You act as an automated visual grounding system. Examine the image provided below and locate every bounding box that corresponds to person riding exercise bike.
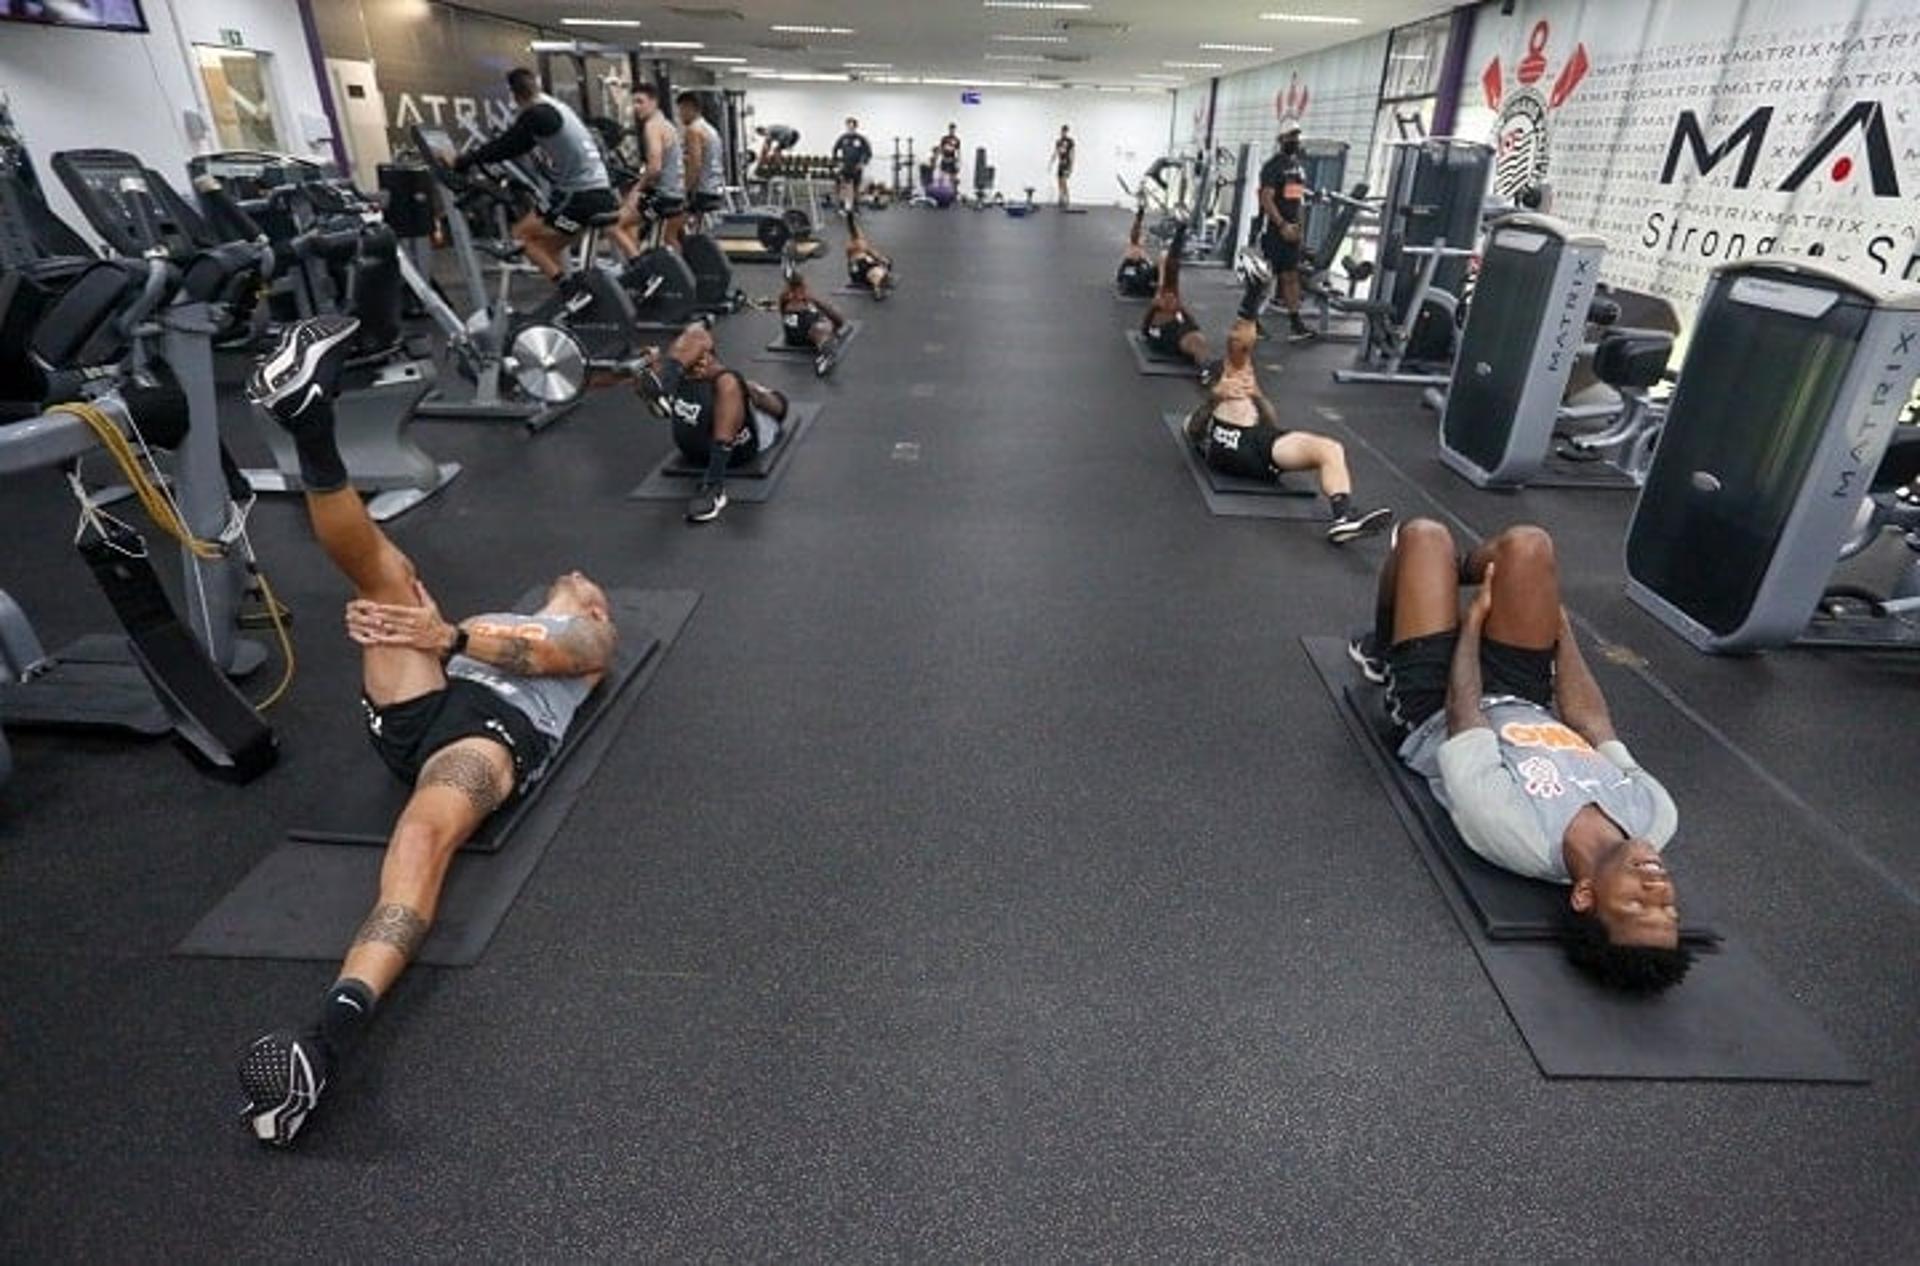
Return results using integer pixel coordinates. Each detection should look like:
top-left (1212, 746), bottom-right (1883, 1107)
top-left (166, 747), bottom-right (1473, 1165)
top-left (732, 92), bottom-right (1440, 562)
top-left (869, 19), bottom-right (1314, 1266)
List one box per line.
top-left (613, 83), bottom-right (686, 258)
top-left (1349, 519), bottom-right (1692, 993)
top-left (235, 314), bottom-right (619, 1145)
top-left (452, 68), bottom-right (617, 282)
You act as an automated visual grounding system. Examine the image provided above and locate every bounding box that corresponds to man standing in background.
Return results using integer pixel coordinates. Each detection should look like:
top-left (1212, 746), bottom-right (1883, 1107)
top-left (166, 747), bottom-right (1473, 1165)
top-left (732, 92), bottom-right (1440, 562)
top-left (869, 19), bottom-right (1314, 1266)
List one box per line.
top-left (1255, 119), bottom-right (1315, 343)
top-left (1051, 124), bottom-right (1076, 208)
top-left (831, 117), bottom-right (872, 211)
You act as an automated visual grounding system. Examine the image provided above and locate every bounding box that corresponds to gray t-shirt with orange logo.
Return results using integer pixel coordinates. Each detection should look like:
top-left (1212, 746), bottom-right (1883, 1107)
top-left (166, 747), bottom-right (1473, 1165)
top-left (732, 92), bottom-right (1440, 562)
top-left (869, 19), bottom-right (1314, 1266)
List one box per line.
top-left (1398, 695), bottom-right (1678, 882)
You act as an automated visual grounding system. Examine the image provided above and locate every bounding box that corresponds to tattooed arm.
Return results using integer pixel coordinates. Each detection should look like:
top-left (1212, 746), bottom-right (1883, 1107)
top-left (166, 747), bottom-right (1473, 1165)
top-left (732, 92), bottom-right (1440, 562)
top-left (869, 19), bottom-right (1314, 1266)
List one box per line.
top-left (459, 615), bottom-right (616, 680)
top-left (346, 584), bottom-right (615, 680)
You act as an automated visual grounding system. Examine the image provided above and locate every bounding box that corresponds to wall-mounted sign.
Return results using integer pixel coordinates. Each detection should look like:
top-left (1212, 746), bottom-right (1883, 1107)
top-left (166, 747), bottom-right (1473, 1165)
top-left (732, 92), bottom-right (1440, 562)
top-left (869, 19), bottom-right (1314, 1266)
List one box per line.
top-left (220, 28), bottom-right (244, 47)
top-left (960, 90), bottom-right (982, 106)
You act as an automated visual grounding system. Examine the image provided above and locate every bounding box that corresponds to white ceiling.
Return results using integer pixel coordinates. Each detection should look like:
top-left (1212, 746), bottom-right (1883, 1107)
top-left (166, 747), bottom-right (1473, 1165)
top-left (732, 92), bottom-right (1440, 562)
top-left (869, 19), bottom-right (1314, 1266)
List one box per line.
top-left (497, 1), bottom-right (1453, 92)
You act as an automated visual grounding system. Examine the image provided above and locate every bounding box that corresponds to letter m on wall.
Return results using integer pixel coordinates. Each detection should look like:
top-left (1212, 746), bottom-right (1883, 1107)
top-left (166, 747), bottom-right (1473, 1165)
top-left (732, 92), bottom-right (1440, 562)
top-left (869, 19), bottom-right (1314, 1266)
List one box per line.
top-left (1661, 107), bottom-right (1771, 186)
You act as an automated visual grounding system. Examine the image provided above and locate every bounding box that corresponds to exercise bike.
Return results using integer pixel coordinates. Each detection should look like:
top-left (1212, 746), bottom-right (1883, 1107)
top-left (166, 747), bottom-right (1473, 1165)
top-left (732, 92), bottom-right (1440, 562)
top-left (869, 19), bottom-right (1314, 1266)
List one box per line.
top-left (615, 191), bottom-right (699, 331)
top-left (406, 125), bottom-right (585, 432)
top-left (682, 190), bottom-right (746, 316)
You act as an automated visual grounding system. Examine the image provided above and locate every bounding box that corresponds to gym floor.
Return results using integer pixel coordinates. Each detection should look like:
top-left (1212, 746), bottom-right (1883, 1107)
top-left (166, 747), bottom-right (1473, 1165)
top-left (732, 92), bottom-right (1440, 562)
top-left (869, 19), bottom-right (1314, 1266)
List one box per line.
top-left (3, 207), bottom-right (1917, 1260)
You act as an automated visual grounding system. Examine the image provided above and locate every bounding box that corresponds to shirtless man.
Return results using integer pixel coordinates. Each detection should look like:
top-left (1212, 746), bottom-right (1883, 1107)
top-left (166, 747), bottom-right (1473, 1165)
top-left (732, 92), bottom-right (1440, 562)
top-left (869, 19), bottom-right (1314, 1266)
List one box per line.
top-left (1185, 258), bottom-right (1394, 543)
top-left (235, 315), bottom-right (618, 1145)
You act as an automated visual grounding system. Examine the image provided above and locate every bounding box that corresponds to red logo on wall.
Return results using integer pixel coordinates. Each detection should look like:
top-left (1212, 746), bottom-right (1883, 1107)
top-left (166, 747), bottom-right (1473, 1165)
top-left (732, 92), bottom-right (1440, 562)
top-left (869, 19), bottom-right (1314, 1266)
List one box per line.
top-left (1481, 21), bottom-right (1589, 198)
top-left (1273, 73), bottom-right (1310, 123)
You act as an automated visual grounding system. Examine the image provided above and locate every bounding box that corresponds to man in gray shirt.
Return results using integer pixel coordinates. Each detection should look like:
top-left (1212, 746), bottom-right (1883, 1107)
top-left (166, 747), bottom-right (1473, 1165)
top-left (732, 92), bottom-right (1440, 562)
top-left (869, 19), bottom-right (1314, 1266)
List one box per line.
top-left (1349, 518), bottom-right (1691, 993)
top-left (234, 316), bottom-right (620, 1146)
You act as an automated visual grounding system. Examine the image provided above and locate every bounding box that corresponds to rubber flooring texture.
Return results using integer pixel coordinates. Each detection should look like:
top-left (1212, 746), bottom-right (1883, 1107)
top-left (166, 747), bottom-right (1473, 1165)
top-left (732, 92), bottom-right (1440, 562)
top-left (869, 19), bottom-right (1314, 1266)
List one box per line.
top-left (2, 207), bottom-right (1917, 1260)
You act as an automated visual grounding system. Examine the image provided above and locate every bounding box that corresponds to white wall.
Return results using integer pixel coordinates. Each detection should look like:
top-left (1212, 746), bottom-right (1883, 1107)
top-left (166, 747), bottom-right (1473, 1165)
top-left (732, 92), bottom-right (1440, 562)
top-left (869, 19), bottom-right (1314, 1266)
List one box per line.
top-left (738, 82), bottom-right (1173, 206)
top-left (0, 0), bottom-right (332, 239)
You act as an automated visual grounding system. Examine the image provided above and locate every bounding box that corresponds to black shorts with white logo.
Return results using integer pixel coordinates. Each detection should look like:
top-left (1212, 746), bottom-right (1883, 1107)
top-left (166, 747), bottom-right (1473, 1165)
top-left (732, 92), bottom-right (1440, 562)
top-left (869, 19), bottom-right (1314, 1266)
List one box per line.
top-left (1145, 313), bottom-right (1199, 356)
top-left (541, 186), bottom-right (620, 234)
top-left (1204, 420), bottom-right (1287, 481)
top-left (362, 679), bottom-right (553, 791)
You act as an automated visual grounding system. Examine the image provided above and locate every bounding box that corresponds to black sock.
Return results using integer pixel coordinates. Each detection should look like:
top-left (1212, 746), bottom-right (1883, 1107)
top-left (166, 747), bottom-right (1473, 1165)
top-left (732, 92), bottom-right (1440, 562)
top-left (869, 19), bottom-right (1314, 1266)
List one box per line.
top-left (310, 977), bottom-right (377, 1065)
top-left (700, 434), bottom-right (731, 489)
top-left (1329, 491), bottom-right (1352, 520)
top-left (290, 399), bottom-right (349, 492)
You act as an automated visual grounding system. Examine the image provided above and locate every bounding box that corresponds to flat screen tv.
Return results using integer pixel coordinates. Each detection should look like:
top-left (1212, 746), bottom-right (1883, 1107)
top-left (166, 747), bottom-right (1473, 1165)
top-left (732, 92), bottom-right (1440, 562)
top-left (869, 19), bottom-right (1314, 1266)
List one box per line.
top-left (1, 0), bottom-right (149, 32)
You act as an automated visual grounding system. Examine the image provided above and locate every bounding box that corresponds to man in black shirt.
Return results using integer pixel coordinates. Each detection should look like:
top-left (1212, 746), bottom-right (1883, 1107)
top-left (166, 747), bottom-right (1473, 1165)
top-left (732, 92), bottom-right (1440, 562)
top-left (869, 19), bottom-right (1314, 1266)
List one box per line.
top-left (1051, 125), bottom-right (1076, 208)
top-left (936, 124), bottom-right (962, 181)
top-left (1256, 120), bottom-right (1314, 343)
top-left (831, 117), bottom-right (873, 210)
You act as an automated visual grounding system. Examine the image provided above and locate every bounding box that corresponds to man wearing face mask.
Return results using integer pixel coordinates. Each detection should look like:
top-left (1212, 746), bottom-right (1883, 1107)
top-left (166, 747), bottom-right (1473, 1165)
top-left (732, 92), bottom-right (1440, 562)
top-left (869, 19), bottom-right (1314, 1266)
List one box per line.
top-left (1256, 119), bottom-right (1314, 343)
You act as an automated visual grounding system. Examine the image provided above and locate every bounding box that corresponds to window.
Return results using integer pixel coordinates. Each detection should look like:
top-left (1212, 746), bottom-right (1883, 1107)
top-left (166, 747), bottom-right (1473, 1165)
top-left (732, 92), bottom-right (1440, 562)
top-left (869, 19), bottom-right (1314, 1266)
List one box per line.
top-left (196, 46), bottom-right (285, 152)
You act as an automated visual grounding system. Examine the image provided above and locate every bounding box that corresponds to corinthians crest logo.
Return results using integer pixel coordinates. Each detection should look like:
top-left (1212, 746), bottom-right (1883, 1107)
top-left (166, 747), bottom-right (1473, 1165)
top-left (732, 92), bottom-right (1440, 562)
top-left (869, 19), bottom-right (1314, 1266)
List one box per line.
top-left (1481, 21), bottom-right (1589, 199)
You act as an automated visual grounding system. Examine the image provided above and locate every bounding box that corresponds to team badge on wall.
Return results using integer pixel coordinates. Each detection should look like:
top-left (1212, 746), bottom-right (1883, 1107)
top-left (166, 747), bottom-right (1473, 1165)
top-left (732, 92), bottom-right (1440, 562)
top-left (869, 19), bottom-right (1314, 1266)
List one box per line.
top-left (1273, 74), bottom-right (1310, 125)
top-left (1480, 21), bottom-right (1588, 200)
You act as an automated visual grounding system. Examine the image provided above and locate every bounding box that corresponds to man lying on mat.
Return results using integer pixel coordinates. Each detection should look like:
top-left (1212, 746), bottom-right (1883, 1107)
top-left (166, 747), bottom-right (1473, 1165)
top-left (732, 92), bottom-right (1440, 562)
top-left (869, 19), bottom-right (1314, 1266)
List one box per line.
top-left (777, 251), bottom-right (852, 377)
top-left (1142, 222), bottom-right (1214, 377)
top-left (1116, 196), bottom-right (1157, 298)
top-left (843, 209), bottom-right (894, 298)
top-left (1349, 519), bottom-right (1691, 992)
top-left (1183, 254), bottom-right (1393, 545)
top-left (635, 319), bottom-right (793, 525)
top-left (237, 315), bottom-right (619, 1146)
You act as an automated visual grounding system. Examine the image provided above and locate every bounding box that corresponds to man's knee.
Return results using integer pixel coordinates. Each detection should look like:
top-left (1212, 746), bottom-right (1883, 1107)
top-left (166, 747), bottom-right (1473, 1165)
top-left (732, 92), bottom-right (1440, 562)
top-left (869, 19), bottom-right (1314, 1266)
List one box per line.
top-left (1492, 524), bottom-right (1556, 571)
top-left (1397, 517), bottom-right (1455, 556)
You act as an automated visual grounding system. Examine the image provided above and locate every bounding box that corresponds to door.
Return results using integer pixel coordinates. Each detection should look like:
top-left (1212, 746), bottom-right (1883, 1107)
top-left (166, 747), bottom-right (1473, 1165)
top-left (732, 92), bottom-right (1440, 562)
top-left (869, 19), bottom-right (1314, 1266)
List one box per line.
top-left (326, 58), bottom-right (392, 193)
top-left (196, 46), bottom-right (286, 152)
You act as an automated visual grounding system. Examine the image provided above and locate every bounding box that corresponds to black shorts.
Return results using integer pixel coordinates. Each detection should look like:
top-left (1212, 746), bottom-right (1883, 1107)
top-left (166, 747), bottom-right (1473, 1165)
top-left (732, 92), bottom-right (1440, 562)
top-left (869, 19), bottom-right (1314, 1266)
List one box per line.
top-left (362, 679), bottom-right (554, 790)
top-left (1261, 225), bottom-right (1302, 273)
top-left (840, 164), bottom-right (864, 184)
top-left (1145, 314), bottom-right (1198, 356)
top-left (649, 192), bottom-right (687, 219)
top-left (1384, 632), bottom-right (1556, 733)
top-left (1057, 164), bottom-right (1074, 180)
top-left (1117, 262), bottom-right (1156, 297)
top-left (782, 306), bottom-right (828, 346)
top-left (938, 156), bottom-right (960, 176)
top-left (1204, 420), bottom-right (1288, 481)
top-left (672, 414), bottom-right (761, 468)
top-left (542, 187), bottom-right (619, 234)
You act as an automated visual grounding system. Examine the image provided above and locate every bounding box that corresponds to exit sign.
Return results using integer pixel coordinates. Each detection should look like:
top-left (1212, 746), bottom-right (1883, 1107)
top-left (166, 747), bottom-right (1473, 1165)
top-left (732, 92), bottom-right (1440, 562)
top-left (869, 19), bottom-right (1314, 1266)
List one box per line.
top-left (220, 28), bottom-right (244, 47)
top-left (960, 90), bottom-right (981, 105)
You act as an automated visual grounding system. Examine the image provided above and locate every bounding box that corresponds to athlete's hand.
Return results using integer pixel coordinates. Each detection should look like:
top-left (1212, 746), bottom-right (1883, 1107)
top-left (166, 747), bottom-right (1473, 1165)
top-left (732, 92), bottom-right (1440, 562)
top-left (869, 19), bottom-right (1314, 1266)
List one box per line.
top-left (1467, 563), bottom-right (1496, 627)
top-left (345, 581), bottom-right (454, 653)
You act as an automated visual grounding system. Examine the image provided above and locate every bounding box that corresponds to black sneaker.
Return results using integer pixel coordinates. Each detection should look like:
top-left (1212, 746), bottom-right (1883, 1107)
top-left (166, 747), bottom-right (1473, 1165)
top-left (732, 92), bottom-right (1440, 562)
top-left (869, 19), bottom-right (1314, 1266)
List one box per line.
top-left (632, 362), bottom-right (673, 420)
top-left (1198, 359), bottom-right (1225, 388)
top-left (246, 315), bottom-right (360, 423)
top-left (815, 337), bottom-right (841, 377)
top-left (1327, 505), bottom-right (1393, 544)
top-left (1347, 631), bottom-right (1388, 684)
top-left (1288, 317), bottom-right (1318, 344)
top-left (686, 483), bottom-right (727, 523)
top-left (238, 1030), bottom-right (330, 1147)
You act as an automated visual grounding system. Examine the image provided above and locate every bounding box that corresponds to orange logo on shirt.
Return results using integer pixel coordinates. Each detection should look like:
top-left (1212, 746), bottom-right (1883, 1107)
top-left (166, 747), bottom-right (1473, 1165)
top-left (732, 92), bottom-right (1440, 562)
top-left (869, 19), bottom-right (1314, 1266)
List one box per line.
top-left (1499, 720), bottom-right (1594, 754)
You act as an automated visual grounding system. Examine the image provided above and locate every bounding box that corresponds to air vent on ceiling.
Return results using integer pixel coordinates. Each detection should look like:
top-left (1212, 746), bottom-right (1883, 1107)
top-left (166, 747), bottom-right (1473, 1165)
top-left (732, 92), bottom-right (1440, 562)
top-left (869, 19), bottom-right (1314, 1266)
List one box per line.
top-left (1054, 19), bottom-right (1130, 35)
top-left (750, 39), bottom-right (807, 52)
top-left (665, 5), bottom-right (744, 20)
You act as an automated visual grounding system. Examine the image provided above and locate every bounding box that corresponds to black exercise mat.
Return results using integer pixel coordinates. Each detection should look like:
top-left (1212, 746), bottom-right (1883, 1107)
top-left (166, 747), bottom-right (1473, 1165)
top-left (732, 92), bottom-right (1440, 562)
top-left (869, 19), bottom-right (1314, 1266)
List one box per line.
top-left (832, 286), bottom-right (887, 298)
top-left (629, 403), bottom-right (819, 502)
top-left (283, 586), bottom-right (664, 854)
top-left (1301, 636), bottom-right (1864, 1083)
top-left (173, 590), bottom-right (698, 967)
top-left (1160, 411), bottom-right (1323, 521)
top-left (758, 320), bottom-right (863, 358)
top-left (1126, 329), bottom-right (1198, 378)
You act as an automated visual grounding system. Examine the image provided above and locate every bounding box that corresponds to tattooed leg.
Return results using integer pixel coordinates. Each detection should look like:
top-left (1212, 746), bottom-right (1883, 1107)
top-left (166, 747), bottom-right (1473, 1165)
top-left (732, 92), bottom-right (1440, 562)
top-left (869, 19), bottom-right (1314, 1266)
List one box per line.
top-left (337, 737), bottom-right (513, 995)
